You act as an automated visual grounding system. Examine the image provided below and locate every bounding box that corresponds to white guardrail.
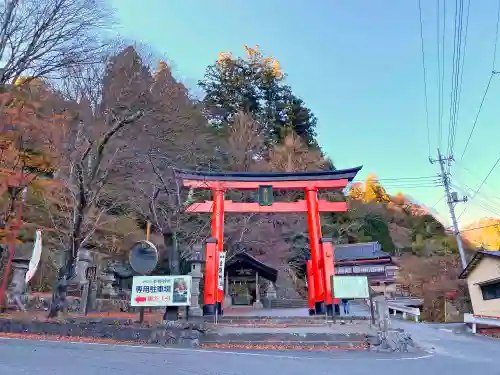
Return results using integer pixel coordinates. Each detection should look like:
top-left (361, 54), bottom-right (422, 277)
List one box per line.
top-left (387, 302), bottom-right (421, 322)
top-left (464, 313), bottom-right (500, 333)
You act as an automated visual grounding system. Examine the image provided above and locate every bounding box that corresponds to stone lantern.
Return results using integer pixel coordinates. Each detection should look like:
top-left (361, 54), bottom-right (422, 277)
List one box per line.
top-left (186, 245), bottom-right (204, 317)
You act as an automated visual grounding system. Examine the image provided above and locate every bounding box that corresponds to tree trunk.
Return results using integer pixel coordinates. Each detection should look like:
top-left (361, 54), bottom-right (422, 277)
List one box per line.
top-left (163, 231), bottom-right (180, 321)
top-left (47, 251), bottom-right (75, 318)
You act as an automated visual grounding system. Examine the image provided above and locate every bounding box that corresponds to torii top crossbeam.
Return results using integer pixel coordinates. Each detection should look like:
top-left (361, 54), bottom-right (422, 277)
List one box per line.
top-left (174, 167), bottom-right (362, 213)
top-left (174, 167), bottom-right (362, 189)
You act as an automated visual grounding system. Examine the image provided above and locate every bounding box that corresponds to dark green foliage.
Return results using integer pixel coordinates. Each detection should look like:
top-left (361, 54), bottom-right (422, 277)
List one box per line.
top-left (198, 53), bottom-right (317, 147)
top-left (359, 213), bottom-right (395, 254)
top-left (411, 214), bottom-right (446, 241)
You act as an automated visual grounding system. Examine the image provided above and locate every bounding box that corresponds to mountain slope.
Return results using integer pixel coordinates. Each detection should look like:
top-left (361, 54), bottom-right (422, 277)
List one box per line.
top-left (462, 218), bottom-right (500, 250)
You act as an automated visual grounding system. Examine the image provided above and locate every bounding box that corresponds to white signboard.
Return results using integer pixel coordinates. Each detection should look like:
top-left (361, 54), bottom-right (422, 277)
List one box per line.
top-left (130, 275), bottom-right (192, 307)
top-left (333, 275), bottom-right (369, 299)
top-left (217, 252), bottom-right (226, 291)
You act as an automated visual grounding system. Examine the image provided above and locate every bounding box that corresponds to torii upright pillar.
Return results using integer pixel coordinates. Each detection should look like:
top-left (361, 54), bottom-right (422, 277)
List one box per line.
top-left (305, 187), bottom-right (325, 313)
top-left (212, 188), bottom-right (225, 315)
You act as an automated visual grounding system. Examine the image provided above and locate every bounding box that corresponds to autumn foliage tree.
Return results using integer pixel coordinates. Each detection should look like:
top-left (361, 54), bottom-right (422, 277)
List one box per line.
top-left (0, 81), bottom-right (64, 237)
top-left (397, 254), bottom-right (466, 322)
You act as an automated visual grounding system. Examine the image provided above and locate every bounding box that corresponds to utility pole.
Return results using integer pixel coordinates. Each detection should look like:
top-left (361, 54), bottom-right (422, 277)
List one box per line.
top-left (430, 150), bottom-right (468, 269)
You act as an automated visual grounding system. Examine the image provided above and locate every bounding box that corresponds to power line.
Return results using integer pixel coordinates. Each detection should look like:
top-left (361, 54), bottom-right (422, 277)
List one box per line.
top-left (453, 182), bottom-right (500, 217)
top-left (357, 175), bottom-right (439, 182)
top-left (376, 176), bottom-right (439, 181)
top-left (430, 195), bottom-right (446, 208)
top-left (459, 71), bottom-right (498, 161)
top-left (448, 0), bottom-right (470, 161)
top-left (418, 0), bottom-right (431, 158)
top-left (446, 0), bottom-right (466, 161)
top-left (458, 155), bottom-right (500, 219)
top-left (460, 223), bottom-right (500, 233)
top-left (437, 0), bottom-right (446, 148)
top-left (460, 0), bottom-right (500, 161)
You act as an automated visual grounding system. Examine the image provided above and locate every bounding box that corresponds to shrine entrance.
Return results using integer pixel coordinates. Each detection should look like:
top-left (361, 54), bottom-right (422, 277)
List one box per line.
top-left (174, 167), bottom-right (362, 316)
top-left (224, 251), bottom-right (278, 307)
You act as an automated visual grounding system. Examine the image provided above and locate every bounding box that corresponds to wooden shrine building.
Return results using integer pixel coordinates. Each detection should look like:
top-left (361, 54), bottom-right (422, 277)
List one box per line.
top-left (223, 252), bottom-right (278, 307)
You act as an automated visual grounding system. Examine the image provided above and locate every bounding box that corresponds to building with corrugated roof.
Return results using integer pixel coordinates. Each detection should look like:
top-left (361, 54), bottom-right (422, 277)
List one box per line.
top-left (334, 241), bottom-right (399, 296)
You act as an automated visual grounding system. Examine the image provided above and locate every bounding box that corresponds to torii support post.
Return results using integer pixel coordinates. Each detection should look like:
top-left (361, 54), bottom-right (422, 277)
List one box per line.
top-left (320, 238), bottom-right (335, 317)
top-left (175, 167), bottom-right (362, 316)
top-left (306, 259), bottom-right (315, 316)
top-left (203, 237), bottom-right (218, 316)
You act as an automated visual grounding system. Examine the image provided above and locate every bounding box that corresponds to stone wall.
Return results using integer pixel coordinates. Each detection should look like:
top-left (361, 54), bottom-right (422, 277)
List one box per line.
top-left (19, 293), bottom-right (131, 313)
top-left (0, 318), bottom-right (207, 347)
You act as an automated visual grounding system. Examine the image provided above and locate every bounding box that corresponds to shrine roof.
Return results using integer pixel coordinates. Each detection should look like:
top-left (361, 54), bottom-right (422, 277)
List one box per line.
top-left (173, 166), bottom-right (362, 182)
top-left (225, 251), bottom-right (278, 283)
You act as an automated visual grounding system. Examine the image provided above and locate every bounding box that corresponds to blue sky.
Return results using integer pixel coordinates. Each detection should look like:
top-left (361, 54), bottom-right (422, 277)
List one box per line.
top-left (108, 0), bottom-right (500, 228)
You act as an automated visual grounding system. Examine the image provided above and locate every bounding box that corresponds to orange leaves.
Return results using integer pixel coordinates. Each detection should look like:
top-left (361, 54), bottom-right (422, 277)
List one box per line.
top-left (216, 45), bottom-right (284, 80)
top-left (200, 343), bottom-right (368, 351)
top-left (347, 173), bottom-right (390, 204)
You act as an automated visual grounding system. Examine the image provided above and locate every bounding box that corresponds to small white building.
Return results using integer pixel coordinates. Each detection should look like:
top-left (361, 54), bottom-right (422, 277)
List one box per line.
top-left (459, 250), bottom-right (500, 318)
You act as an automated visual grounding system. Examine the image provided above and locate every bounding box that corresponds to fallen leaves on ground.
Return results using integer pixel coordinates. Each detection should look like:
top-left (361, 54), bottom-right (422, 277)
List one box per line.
top-left (0, 332), bottom-right (146, 345)
top-left (200, 343), bottom-right (368, 351)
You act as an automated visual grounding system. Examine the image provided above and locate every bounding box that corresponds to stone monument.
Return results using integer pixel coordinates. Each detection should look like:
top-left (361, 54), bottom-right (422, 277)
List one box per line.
top-left (187, 248), bottom-right (204, 317)
top-left (8, 257), bottom-right (30, 311)
top-left (74, 248), bottom-right (93, 284)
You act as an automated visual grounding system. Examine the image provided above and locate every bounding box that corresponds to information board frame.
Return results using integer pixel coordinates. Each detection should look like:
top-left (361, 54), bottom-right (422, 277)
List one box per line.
top-left (332, 275), bottom-right (369, 299)
top-left (130, 275), bottom-right (192, 307)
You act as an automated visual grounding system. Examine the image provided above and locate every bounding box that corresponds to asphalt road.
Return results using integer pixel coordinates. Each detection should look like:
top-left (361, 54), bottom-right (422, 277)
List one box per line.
top-left (0, 323), bottom-right (498, 375)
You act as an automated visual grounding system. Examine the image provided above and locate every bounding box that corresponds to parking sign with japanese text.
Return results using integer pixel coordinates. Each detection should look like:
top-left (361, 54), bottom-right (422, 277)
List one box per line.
top-left (130, 275), bottom-right (192, 307)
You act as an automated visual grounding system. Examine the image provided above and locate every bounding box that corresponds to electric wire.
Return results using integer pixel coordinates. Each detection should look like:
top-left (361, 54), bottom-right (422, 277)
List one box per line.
top-left (457, 155), bottom-right (500, 219)
top-left (460, 0), bottom-right (500, 161)
top-left (460, 223), bottom-right (500, 233)
top-left (448, 0), bottom-right (470, 160)
top-left (437, 0), bottom-right (446, 148)
top-left (446, 0), bottom-right (465, 162)
top-left (453, 181), bottom-right (500, 217)
top-left (418, 0), bottom-right (432, 158)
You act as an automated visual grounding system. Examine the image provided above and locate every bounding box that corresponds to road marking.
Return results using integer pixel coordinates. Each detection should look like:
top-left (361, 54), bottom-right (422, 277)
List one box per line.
top-left (0, 336), bottom-right (434, 361)
top-left (439, 328), bottom-right (453, 333)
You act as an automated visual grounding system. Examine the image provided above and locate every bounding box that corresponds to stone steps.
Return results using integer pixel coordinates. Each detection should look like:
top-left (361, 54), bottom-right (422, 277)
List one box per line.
top-left (269, 298), bottom-right (308, 309)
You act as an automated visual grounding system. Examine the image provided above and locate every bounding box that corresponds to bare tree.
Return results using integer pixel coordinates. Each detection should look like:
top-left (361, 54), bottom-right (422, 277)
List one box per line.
top-left (45, 46), bottom-right (159, 317)
top-left (0, 0), bottom-right (112, 87)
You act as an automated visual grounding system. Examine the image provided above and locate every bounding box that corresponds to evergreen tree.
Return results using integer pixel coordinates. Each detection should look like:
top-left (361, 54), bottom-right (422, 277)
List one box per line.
top-left (199, 45), bottom-right (318, 147)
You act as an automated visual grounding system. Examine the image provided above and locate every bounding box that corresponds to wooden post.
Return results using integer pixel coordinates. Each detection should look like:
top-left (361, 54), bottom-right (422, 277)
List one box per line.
top-left (369, 286), bottom-right (375, 326)
top-left (138, 220), bottom-right (152, 324)
top-left (255, 271), bottom-right (259, 304)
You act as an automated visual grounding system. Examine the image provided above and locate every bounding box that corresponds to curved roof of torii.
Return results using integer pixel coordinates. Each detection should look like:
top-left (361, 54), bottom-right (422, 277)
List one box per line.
top-left (173, 166), bottom-right (363, 182)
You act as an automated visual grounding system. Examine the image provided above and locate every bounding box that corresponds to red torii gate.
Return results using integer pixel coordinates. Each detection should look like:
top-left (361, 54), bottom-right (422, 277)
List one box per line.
top-left (174, 167), bottom-right (362, 316)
